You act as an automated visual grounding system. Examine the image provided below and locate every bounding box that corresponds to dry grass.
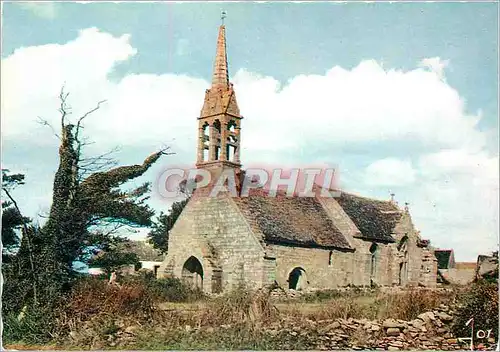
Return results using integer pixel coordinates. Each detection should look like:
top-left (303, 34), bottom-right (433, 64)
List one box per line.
top-left (279, 288), bottom-right (452, 321)
top-left (62, 277), bottom-right (156, 321)
top-left (6, 277), bottom-right (463, 350)
top-left (198, 287), bottom-right (279, 327)
top-left (280, 296), bottom-right (375, 320)
top-left (375, 288), bottom-right (446, 320)
top-left (3, 344), bottom-right (63, 351)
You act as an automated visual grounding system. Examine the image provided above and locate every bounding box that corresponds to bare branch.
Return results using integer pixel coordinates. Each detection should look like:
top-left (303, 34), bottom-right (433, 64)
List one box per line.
top-left (74, 99), bottom-right (107, 143)
top-left (58, 85), bottom-right (71, 129)
top-left (77, 100), bottom-right (107, 126)
top-left (79, 146), bottom-right (121, 180)
top-left (71, 99), bottom-right (107, 172)
top-left (37, 116), bottom-right (61, 140)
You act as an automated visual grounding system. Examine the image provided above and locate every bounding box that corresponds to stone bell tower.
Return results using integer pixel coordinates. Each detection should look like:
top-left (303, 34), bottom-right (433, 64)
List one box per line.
top-left (196, 20), bottom-right (243, 177)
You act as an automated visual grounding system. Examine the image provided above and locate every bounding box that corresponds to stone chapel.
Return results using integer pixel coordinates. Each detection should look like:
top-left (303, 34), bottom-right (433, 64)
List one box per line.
top-left (158, 23), bottom-right (438, 293)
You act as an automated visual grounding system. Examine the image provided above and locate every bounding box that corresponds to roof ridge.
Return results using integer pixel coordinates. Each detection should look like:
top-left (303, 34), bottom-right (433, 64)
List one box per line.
top-left (341, 190), bottom-right (394, 204)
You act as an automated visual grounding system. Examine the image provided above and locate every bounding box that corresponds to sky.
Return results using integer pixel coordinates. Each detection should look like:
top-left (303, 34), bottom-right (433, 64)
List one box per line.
top-left (1, 1), bottom-right (498, 261)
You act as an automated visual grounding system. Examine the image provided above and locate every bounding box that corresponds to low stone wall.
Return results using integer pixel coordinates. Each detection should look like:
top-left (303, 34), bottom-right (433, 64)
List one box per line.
top-left (76, 302), bottom-right (498, 350)
top-left (269, 285), bottom-right (456, 300)
top-left (261, 305), bottom-right (496, 350)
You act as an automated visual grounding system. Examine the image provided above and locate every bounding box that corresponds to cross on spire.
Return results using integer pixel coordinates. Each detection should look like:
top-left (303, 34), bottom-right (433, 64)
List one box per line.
top-left (221, 10), bottom-right (227, 25)
top-left (212, 15), bottom-right (229, 88)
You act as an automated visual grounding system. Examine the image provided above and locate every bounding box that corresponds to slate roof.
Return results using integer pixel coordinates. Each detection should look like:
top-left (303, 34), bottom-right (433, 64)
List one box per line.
top-left (128, 240), bottom-right (163, 261)
top-left (233, 189), bottom-right (352, 250)
top-left (434, 249), bottom-right (453, 269)
top-left (336, 192), bottom-right (402, 243)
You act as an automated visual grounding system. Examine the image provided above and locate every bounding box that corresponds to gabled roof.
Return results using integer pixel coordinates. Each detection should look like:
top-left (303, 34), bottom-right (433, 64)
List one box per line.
top-left (434, 249), bottom-right (454, 269)
top-left (89, 240), bottom-right (163, 265)
top-left (233, 189), bottom-right (352, 250)
top-left (200, 87), bottom-right (241, 118)
top-left (128, 240), bottom-right (163, 261)
top-left (336, 192), bottom-right (402, 243)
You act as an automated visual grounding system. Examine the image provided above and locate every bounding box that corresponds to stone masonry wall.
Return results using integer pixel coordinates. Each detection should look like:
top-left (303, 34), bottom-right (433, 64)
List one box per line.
top-left (391, 211), bottom-right (437, 287)
top-left (160, 192), bottom-right (437, 292)
top-left (158, 191), bottom-right (266, 293)
top-left (316, 197), bottom-right (436, 288)
top-left (269, 240), bottom-right (395, 289)
top-left (270, 245), bottom-right (350, 289)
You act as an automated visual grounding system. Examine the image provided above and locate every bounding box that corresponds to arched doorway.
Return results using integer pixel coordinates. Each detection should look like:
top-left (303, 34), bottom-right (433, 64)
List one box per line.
top-left (182, 256), bottom-right (204, 290)
top-left (288, 267), bottom-right (307, 290)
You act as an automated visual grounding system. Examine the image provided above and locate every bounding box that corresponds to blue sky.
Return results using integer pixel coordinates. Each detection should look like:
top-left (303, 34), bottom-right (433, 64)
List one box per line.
top-left (1, 2), bottom-right (498, 261)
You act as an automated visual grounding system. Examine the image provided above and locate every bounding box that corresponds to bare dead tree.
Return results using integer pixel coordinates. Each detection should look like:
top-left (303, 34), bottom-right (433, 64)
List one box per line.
top-left (7, 86), bottom-right (174, 308)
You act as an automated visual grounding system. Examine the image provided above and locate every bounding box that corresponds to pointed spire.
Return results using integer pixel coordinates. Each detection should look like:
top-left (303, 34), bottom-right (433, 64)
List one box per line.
top-left (211, 23), bottom-right (229, 88)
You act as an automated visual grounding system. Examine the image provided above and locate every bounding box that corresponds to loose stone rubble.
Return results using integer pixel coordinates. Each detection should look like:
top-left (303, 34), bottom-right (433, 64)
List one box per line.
top-left (257, 303), bottom-right (496, 350)
top-left (80, 303), bottom-right (497, 350)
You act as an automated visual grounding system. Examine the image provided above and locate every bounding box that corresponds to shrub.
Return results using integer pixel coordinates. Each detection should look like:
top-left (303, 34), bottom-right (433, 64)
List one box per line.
top-left (148, 277), bottom-right (205, 302)
top-left (3, 304), bottom-right (58, 345)
top-left (59, 275), bottom-right (156, 326)
top-left (302, 289), bottom-right (343, 303)
top-left (452, 280), bottom-right (499, 340)
top-left (376, 289), bottom-right (443, 320)
top-left (120, 271), bottom-right (205, 302)
top-left (320, 297), bottom-right (370, 319)
top-left (200, 287), bottom-right (278, 327)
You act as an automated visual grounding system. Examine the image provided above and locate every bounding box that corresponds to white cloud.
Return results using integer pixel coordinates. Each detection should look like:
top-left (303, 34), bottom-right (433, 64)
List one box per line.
top-left (1, 28), bottom-right (497, 261)
top-left (412, 149), bottom-right (498, 260)
top-left (17, 2), bottom-right (58, 19)
top-left (363, 158), bottom-right (416, 187)
top-left (419, 57), bottom-right (450, 81)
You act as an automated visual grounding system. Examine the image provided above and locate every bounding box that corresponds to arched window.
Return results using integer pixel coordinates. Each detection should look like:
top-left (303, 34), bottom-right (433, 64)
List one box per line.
top-left (369, 243), bottom-right (378, 286)
top-left (226, 120), bottom-right (238, 162)
top-left (202, 122), bottom-right (209, 161)
top-left (213, 120), bottom-right (221, 160)
top-left (398, 236), bottom-right (409, 285)
top-left (227, 120), bottom-right (237, 133)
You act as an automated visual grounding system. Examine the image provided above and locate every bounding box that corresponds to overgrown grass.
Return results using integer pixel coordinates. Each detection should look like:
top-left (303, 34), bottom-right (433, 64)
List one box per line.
top-left (3, 274), bottom-right (203, 347)
top-left (283, 288), bottom-right (453, 321)
top-left (3, 303), bottom-right (59, 345)
top-left (452, 280), bottom-right (499, 339)
top-left (4, 279), bottom-right (497, 350)
top-left (121, 271), bottom-right (205, 302)
top-left (375, 288), bottom-right (449, 320)
top-left (198, 286), bottom-right (279, 327)
top-left (301, 289), bottom-right (344, 303)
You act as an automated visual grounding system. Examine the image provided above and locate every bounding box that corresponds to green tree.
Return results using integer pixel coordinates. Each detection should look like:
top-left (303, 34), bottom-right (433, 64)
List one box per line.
top-left (147, 197), bottom-right (189, 253)
top-left (88, 249), bottom-right (140, 276)
top-left (3, 88), bottom-right (171, 313)
top-left (1, 169), bottom-right (31, 261)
